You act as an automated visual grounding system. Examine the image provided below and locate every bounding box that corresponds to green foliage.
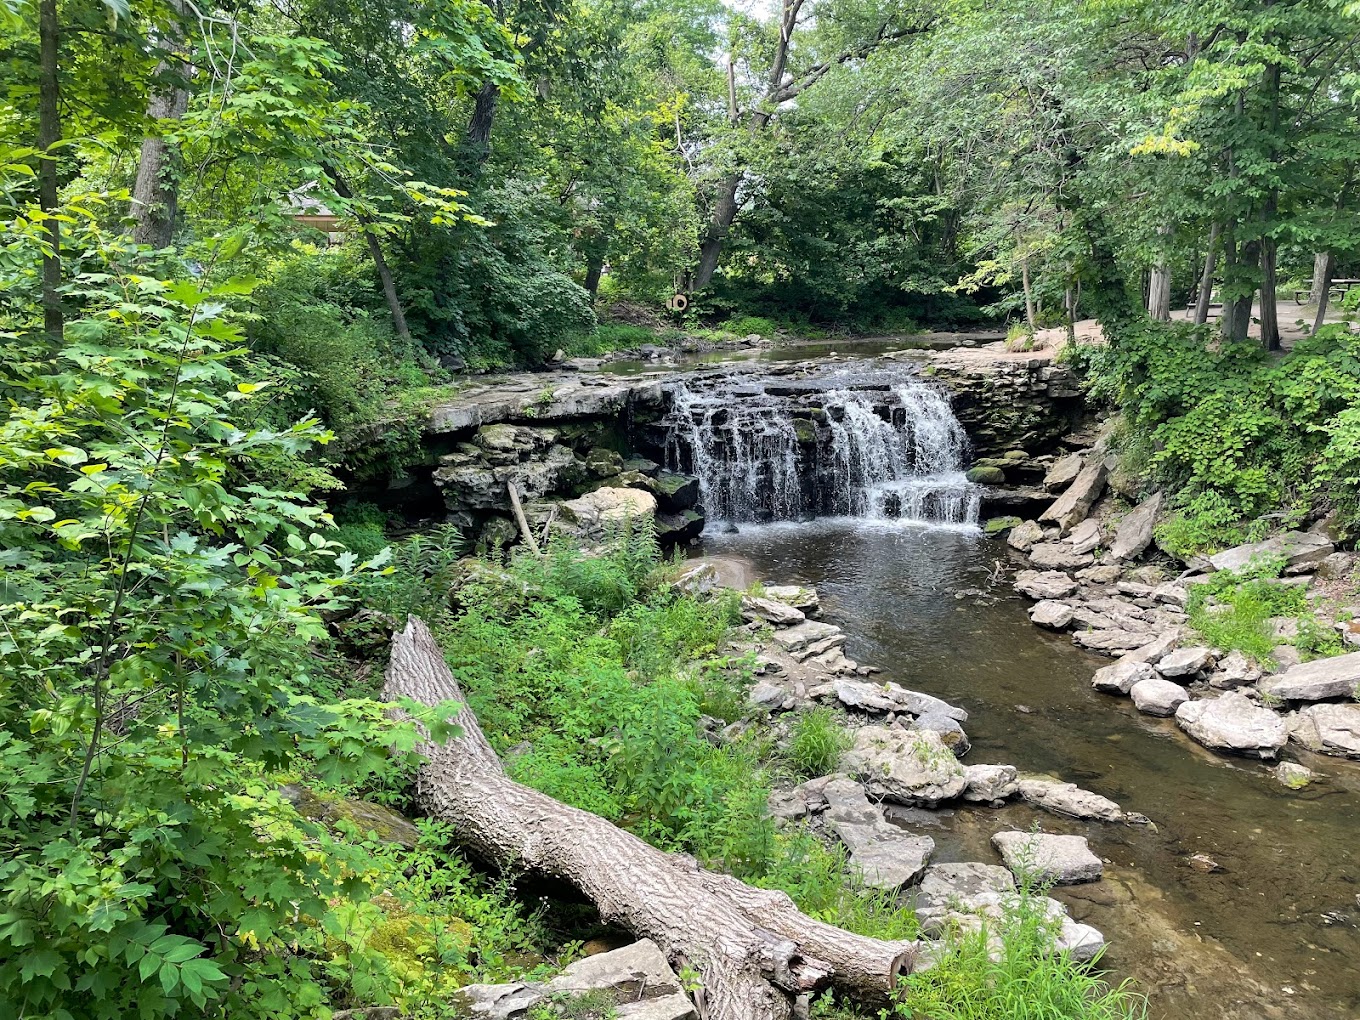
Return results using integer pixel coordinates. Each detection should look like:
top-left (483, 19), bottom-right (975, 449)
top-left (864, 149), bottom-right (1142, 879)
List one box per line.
top-left (332, 501), bottom-right (394, 562)
top-left (1186, 559), bottom-right (1307, 664)
top-left (786, 708), bottom-right (852, 778)
top-left (1152, 491), bottom-right (1251, 559)
top-left (563, 323), bottom-right (661, 357)
top-left (1078, 321), bottom-right (1360, 531)
top-left (894, 884), bottom-right (1144, 1020)
top-left (724, 314), bottom-right (779, 338)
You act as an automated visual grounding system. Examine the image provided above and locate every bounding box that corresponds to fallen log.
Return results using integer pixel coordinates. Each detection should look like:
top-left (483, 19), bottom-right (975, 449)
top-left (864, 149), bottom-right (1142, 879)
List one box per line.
top-left (384, 617), bottom-right (920, 1020)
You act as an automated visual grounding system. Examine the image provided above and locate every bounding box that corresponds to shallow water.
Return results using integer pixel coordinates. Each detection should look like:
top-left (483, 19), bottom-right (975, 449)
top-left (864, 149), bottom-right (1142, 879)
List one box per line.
top-left (698, 520), bottom-right (1360, 1020)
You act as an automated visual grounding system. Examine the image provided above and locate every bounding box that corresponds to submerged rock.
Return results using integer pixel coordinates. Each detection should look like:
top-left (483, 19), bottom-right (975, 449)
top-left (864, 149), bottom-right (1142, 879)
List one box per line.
top-left (1175, 691), bottom-right (1288, 759)
top-left (1017, 778), bottom-right (1136, 824)
top-left (991, 831), bottom-right (1104, 884)
top-left (1273, 761), bottom-right (1316, 788)
top-left (842, 727), bottom-right (968, 806)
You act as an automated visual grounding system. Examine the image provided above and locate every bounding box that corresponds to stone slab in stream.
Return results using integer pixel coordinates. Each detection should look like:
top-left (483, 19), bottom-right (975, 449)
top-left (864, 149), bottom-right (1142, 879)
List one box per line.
top-left (842, 727), bottom-right (967, 806)
top-left (962, 763), bottom-right (1019, 802)
top-left (821, 778), bottom-right (934, 889)
top-left (1091, 659), bottom-right (1155, 694)
top-left (1014, 569), bottom-right (1079, 600)
top-left (991, 831), bottom-right (1104, 884)
top-left (1175, 691), bottom-right (1288, 758)
top-left (1258, 650), bottom-right (1360, 702)
top-left (1208, 530), bottom-right (1334, 574)
top-left (1017, 777), bottom-right (1143, 824)
top-left (1287, 702), bottom-right (1360, 758)
top-left (815, 678), bottom-right (969, 721)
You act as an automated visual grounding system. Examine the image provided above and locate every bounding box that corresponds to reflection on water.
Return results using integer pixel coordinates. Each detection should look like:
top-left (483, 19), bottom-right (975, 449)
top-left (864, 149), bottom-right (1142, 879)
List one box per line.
top-left (700, 521), bottom-right (1360, 1020)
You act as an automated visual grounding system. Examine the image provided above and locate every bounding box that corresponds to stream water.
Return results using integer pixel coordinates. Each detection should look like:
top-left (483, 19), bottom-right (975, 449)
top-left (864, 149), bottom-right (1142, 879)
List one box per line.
top-left (698, 521), bottom-right (1360, 1020)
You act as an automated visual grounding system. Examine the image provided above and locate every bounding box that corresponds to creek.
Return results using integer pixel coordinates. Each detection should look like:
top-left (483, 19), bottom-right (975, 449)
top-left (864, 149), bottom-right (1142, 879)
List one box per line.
top-left (665, 362), bottom-right (1360, 1020)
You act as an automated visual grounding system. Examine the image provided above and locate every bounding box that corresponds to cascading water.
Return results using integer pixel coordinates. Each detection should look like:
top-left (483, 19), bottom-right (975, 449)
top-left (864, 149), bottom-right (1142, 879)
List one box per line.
top-left (662, 365), bottom-right (980, 528)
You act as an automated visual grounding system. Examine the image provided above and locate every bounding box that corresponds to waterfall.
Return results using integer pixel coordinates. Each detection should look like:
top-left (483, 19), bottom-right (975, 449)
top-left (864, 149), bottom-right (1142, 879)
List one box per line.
top-left (662, 367), bottom-right (980, 528)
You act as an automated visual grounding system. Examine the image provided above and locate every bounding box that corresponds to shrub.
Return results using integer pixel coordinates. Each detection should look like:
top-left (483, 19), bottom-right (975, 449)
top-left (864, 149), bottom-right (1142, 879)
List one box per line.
top-left (786, 708), bottom-right (852, 778)
top-left (563, 323), bottom-right (660, 356)
top-left (1186, 558), bottom-right (1307, 663)
top-left (725, 314), bottom-right (780, 338)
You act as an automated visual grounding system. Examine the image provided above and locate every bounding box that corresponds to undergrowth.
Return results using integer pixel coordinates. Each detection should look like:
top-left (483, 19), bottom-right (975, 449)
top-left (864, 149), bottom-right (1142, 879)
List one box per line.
top-left (787, 707), bottom-right (852, 778)
top-left (1186, 556), bottom-right (1343, 663)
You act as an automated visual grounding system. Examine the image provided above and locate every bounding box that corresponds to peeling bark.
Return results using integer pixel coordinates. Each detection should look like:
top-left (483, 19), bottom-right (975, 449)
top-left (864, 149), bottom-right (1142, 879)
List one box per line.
top-left (383, 618), bottom-right (920, 1020)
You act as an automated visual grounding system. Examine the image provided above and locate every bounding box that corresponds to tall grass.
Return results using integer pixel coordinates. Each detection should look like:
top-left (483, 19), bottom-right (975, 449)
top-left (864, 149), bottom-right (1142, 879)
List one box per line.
top-left (787, 707), bottom-right (852, 777)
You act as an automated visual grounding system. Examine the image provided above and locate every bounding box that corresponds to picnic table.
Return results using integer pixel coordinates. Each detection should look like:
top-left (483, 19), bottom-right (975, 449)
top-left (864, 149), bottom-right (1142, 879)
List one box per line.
top-left (1294, 279), bottom-right (1360, 303)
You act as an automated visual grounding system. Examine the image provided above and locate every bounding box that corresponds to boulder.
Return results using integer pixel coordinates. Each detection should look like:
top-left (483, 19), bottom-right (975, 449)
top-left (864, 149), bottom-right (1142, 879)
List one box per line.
top-left (740, 595), bottom-right (805, 628)
top-left (1007, 520), bottom-right (1045, 552)
top-left (911, 712), bottom-right (971, 756)
top-left (1208, 650), bottom-right (1263, 690)
top-left (962, 763), bottom-right (1019, 802)
top-left (1028, 543), bottom-right (1096, 571)
top-left (653, 509), bottom-right (704, 545)
top-left (1155, 646), bottom-right (1216, 679)
top-left (1039, 459), bottom-right (1108, 535)
top-left (1017, 779), bottom-right (1131, 823)
top-left (1091, 659), bottom-right (1155, 695)
top-left (821, 779), bottom-right (935, 889)
top-left (991, 831), bottom-right (1103, 884)
top-left (1258, 651), bottom-right (1360, 702)
top-left (1208, 531), bottom-right (1334, 574)
top-left (1150, 581), bottom-right (1189, 607)
top-left (1109, 491), bottom-right (1163, 561)
top-left (1015, 570), bottom-right (1079, 601)
top-left (984, 515), bottom-right (1024, 536)
top-left (771, 620), bottom-right (844, 654)
top-left (748, 681), bottom-right (788, 711)
top-left (1175, 691), bottom-right (1288, 758)
top-left (842, 727), bottom-right (968, 806)
top-left (560, 487), bottom-right (657, 540)
top-left (1076, 564), bottom-right (1122, 584)
top-left (1287, 702), bottom-right (1360, 758)
top-left (584, 447), bottom-right (625, 479)
top-left (1029, 600), bottom-right (1074, 630)
top-left (648, 471), bottom-right (701, 511)
top-left (1316, 551), bottom-right (1356, 580)
top-left (1043, 453), bottom-right (1084, 493)
top-left (1130, 677), bottom-right (1189, 716)
top-left (1273, 761), bottom-right (1315, 788)
top-left (966, 465), bottom-right (1007, 485)
top-left (1067, 519), bottom-right (1103, 556)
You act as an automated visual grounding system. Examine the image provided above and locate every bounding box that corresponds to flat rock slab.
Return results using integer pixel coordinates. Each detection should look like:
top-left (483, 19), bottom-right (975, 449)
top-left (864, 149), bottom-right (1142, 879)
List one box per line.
top-left (1015, 570), bottom-right (1079, 600)
top-left (1131, 677), bottom-right (1189, 717)
top-left (763, 584), bottom-right (820, 614)
top-left (1175, 691), bottom-right (1288, 759)
top-left (1110, 491), bottom-right (1162, 561)
top-left (1258, 651), bottom-right (1360, 702)
top-left (740, 595), bottom-right (805, 627)
top-left (1007, 519), bottom-right (1045, 552)
top-left (1028, 543), bottom-right (1096, 571)
top-left (1073, 628), bottom-right (1155, 653)
top-left (991, 831), bottom-right (1103, 884)
top-left (1091, 659), bottom-right (1155, 694)
top-left (843, 727), bottom-right (967, 806)
top-left (1120, 630), bottom-right (1180, 665)
top-left (1288, 702), bottom-right (1360, 758)
top-left (1017, 778), bottom-right (1131, 823)
top-left (817, 679), bottom-right (968, 721)
top-left (822, 779), bottom-right (935, 889)
top-left (1209, 531), bottom-right (1333, 574)
top-left (771, 619), bottom-right (844, 654)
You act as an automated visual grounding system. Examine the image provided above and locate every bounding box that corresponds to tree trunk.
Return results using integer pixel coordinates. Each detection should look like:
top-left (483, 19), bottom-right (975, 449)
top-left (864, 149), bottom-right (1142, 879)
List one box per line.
top-left (1021, 257), bottom-right (1036, 331)
top-left (1312, 252), bottom-right (1333, 335)
top-left (1260, 235), bottom-right (1280, 351)
top-left (1193, 223), bottom-right (1221, 325)
top-left (131, 0), bottom-right (190, 248)
top-left (1227, 238), bottom-right (1259, 343)
top-left (463, 81), bottom-right (500, 169)
top-left (326, 168), bottom-right (413, 343)
top-left (1147, 262), bottom-right (1171, 321)
top-left (38, 0), bottom-right (62, 339)
top-left (693, 173), bottom-right (741, 291)
top-left (383, 618), bottom-right (921, 1020)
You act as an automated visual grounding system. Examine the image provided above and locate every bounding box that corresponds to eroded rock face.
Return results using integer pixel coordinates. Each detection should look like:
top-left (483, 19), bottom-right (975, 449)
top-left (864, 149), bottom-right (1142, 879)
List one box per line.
top-left (1258, 651), bottom-right (1360, 702)
top-left (842, 727), bottom-right (967, 806)
top-left (559, 487), bottom-right (658, 540)
top-left (1208, 531), bottom-right (1333, 574)
top-left (991, 831), bottom-right (1103, 884)
top-left (1175, 692), bottom-right (1288, 759)
top-left (1287, 702), bottom-right (1360, 758)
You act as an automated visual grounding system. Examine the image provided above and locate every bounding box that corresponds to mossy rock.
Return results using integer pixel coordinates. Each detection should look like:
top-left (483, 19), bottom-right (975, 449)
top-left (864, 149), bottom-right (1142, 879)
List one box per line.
top-left (983, 516), bottom-right (1023, 536)
top-left (792, 418), bottom-right (817, 444)
top-left (1003, 449), bottom-right (1030, 461)
top-left (281, 785), bottom-right (422, 848)
top-left (966, 465), bottom-right (1007, 485)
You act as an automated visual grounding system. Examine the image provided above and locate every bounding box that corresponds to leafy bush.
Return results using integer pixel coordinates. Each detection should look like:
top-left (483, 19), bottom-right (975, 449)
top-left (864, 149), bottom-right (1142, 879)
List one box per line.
top-left (893, 883), bottom-right (1145, 1020)
top-left (1153, 491), bottom-right (1252, 559)
top-left (563, 323), bottom-right (660, 356)
top-left (333, 501), bottom-right (394, 562)
top-left (786, 708), bottom-right (852, 778)
top-left (1186, 559), bottom-right (1308, 663)
top-left (725, 314), bottom-right (780, 338)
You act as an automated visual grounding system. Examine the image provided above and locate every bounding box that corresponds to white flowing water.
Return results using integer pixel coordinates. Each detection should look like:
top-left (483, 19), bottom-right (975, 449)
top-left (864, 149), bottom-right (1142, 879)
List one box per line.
top-left (663, 370), bottom-right (980, 528)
